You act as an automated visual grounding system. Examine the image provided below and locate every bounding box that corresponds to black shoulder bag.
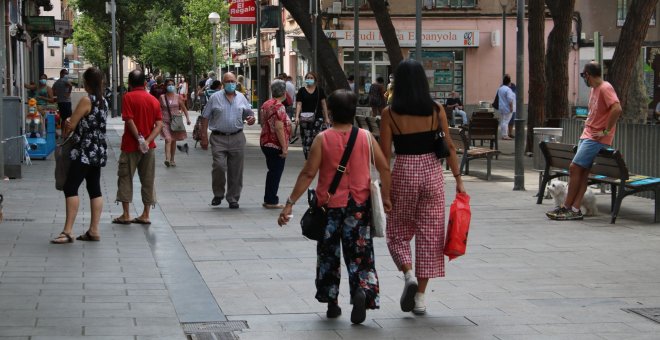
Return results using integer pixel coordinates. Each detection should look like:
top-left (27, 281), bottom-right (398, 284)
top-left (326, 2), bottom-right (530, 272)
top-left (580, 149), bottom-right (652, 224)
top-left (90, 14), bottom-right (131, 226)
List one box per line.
top-left (433, 104), bottom-right (451, 159)
top-left (301, 127), bottom-right (359, 241)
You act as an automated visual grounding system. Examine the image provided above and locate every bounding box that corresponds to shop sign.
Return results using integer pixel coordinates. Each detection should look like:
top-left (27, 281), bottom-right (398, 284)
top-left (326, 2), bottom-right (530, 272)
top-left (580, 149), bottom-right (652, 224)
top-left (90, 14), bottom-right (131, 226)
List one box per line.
top-left (45, 20), bottom-right (72, 38)
top-left (324, 29), bottom-right (479, 48)
top-left (25, 16), bottom-right (55, 34)
top-left (229, 0), bottom-right (256, 25)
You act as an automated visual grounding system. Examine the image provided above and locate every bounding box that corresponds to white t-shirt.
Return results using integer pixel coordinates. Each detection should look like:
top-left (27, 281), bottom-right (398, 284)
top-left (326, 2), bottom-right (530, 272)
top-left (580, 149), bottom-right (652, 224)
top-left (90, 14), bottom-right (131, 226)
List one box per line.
top-left (178, 82), bottom-right (187, 95)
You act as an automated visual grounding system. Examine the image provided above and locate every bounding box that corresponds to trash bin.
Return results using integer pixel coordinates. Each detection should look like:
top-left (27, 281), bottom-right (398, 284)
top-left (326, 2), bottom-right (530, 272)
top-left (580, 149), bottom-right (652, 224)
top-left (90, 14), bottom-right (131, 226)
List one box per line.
top-left (533, 127), bottom-right (563, 170)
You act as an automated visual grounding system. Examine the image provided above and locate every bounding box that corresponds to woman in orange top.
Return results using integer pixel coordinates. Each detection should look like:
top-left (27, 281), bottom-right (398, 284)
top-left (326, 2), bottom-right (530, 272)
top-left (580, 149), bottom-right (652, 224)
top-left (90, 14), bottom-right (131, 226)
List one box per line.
top-left (278, 89), bottom-right (391, 324)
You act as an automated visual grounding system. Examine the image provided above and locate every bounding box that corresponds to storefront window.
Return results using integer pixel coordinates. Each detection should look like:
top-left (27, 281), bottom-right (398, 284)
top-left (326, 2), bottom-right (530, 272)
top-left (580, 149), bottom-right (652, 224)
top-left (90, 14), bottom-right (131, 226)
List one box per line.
top-left (429, 0), bottom-right (476, 8)
top-left (409, 49), bottom-right (464, 104)
top-left (343, 49), bottom-right (391, 106)
top-left (374, 51), bottom-right (389, 62)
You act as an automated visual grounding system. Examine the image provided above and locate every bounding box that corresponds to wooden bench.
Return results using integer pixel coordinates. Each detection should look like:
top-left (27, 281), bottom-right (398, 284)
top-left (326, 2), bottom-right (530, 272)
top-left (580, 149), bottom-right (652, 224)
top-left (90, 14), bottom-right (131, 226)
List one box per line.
top-left (471, 111), bottom-right (495, 119)
top-left (449, 127), bottom-right (500, 180)
top-left (468, 117), bottom-right (499, 158)
top-left (537, 141), bottom-right (660, 224)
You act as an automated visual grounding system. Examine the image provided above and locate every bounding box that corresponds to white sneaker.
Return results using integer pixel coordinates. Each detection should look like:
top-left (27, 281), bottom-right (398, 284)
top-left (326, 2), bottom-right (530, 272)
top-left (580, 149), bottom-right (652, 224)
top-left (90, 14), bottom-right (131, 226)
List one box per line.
top-left (412, 293), bottom-right (426, 315)
top-left (400, 279), bottom-right (418, 312)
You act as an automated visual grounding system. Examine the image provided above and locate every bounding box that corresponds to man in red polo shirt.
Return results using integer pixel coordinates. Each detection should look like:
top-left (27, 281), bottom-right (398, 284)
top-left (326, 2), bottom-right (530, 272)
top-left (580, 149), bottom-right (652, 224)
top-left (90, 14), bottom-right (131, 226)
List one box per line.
top-left (113, 70), bottom-right (163, 225)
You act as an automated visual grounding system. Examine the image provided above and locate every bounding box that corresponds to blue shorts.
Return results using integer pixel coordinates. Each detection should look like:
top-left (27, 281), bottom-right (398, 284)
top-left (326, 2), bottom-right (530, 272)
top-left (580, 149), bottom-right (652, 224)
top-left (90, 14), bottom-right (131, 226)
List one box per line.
top-left (572, 139), bottom-right (607, 169)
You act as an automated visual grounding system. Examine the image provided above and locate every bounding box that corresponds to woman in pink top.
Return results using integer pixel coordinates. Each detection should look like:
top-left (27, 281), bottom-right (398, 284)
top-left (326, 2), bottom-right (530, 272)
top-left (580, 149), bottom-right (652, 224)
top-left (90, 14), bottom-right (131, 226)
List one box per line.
top-left (160, 78), bottom-right (191, 167)
top-left (277, 90), bottom-right (392, 324)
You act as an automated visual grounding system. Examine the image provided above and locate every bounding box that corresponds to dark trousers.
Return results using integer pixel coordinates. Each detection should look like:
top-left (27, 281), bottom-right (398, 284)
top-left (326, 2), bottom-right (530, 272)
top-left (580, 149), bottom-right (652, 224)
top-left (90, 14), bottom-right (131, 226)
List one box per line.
top-left (58, 102), bottom-right (72, 122)
top-left (63, 160), bottom-right (102, 199)
top-left (261, 146), bottom-right (286, 204)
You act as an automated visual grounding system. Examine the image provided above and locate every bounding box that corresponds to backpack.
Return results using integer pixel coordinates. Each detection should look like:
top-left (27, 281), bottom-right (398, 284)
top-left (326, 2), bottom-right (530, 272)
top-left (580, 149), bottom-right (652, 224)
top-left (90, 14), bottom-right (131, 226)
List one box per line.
top-left (492, 89), bottom-right (500, 110)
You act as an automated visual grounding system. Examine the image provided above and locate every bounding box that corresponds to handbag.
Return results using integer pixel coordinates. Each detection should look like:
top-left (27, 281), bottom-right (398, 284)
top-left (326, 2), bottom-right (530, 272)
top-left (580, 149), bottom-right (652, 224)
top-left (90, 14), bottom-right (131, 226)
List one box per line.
top-left (433, 105), bottom-right (451, 159)
top-left (300, 126), bottom-right (359, 241)
top-left (164, 95), bottom-right (186, 132)
top-left (444, 192), bottom-right (471, 261)
top-left (367, 130), bottom-right (386, 237)
top-left (299, 88), bottom-right (320, 123)
top-left (54, 132), bottom-right (76, 191)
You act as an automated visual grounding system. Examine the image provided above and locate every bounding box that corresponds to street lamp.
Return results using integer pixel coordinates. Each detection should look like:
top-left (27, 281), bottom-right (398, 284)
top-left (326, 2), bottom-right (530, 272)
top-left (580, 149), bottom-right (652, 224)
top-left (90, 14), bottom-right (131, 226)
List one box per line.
top-left (208, 12), bottom-right (220, 75)
top-left (498, 0), bottom-right (510, 81)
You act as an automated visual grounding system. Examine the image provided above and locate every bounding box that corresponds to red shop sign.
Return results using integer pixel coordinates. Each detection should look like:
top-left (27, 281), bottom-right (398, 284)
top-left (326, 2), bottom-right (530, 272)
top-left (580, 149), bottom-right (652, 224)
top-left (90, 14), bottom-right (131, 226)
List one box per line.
top-left (229, 0), bottom-right (257, 25)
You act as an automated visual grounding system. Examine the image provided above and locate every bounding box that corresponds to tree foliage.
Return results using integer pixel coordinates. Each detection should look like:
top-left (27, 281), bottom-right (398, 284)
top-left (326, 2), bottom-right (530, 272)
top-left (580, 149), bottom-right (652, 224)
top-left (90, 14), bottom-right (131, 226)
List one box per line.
top-left (70, 0), bottom-right (228, 80)
top-left (71, 14), bottom-right (110, 71)
top-left (140, 22), bottom-right (189, 75)
top-left (608, 0), bottom-right (659, 117)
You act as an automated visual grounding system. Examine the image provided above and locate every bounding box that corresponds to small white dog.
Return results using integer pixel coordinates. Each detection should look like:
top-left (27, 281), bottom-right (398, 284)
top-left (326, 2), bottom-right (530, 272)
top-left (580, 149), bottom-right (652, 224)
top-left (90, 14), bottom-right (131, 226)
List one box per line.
top-left (546, 180), bottom-right (598, 216)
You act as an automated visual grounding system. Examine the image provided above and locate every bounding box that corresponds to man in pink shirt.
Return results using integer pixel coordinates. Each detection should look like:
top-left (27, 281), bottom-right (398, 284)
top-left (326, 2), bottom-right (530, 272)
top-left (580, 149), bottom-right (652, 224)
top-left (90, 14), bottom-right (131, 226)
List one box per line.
top-left (548, 62), bottom-right (622, 221)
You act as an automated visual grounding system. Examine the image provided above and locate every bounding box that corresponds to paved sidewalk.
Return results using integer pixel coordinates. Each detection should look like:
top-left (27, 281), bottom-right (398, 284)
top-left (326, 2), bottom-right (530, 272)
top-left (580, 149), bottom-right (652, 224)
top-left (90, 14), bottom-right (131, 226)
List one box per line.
top-left (1, 112), bottom-right (660, 339)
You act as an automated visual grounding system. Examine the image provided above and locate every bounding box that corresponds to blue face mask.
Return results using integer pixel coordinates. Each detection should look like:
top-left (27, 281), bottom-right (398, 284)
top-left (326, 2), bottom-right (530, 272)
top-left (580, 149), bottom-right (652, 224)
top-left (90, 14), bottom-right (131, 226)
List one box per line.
top-left (39, 79), bottom-right (47, 85)
top-left (224, 83), bottom-right (237, 93)
top-left (305, 79), bottom-right (315, 86)
top-left (167, 85), bottom-right (176, 93)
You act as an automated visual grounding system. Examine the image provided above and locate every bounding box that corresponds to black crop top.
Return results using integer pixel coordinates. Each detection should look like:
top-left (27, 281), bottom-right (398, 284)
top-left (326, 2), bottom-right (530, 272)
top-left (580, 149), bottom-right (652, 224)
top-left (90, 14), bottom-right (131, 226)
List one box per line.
top-left (390, 111), bottom-right (437, 155)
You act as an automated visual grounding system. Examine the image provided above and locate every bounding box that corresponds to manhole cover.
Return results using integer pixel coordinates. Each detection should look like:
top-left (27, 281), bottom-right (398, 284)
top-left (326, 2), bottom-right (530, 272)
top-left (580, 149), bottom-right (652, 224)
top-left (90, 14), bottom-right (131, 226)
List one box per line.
top-left (181, 321), bottom-right (248, 334)
top-left (3, 218), bottom-right (35, 222)
top-left (625, 308), bottom-right (660, 323)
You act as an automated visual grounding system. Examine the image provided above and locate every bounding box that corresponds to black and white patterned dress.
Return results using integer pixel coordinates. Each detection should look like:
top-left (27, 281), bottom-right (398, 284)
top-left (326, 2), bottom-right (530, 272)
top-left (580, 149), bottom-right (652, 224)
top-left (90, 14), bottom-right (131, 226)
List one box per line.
top-left (70, 95), bottom-right (108, 167)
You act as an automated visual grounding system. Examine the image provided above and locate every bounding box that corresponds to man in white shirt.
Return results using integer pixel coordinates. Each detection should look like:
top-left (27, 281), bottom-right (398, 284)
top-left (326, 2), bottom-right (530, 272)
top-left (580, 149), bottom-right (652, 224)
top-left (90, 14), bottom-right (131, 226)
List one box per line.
top-left (497, 75), bottom-right (515, 140)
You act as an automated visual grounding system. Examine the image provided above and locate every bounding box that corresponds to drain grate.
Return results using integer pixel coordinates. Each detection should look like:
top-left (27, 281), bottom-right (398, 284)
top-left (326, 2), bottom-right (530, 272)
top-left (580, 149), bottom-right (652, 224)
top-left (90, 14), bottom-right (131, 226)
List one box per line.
top-left (625, 308), bottom-right (660, 323)
top-left (181, 321), bottom-right (248, 334)
top-left (3, 218), bottom-right (35, 222)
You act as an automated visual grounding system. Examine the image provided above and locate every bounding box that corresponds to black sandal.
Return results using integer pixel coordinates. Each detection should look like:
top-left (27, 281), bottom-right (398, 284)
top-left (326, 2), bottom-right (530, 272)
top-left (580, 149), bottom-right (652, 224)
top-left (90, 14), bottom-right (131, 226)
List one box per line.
top-left (76, 231), bottom-right (100, 242)
top-left (50, 232), bottom-right (74, 244)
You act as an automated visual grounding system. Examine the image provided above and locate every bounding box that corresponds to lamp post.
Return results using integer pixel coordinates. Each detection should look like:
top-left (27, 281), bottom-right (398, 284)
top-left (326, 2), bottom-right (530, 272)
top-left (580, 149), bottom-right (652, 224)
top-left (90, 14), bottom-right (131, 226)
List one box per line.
top-left (513, 0), bottom-right (525, 191)
top-left (498, 0), bottom-right (509, 80)
top-left (208, 12), bottom-right (220, 76)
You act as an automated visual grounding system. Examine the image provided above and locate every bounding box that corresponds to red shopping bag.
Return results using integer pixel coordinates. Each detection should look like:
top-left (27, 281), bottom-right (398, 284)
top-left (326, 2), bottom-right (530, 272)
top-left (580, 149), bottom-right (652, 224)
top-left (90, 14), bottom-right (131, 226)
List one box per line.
top-left (444, 192), bottom-right (471, 261)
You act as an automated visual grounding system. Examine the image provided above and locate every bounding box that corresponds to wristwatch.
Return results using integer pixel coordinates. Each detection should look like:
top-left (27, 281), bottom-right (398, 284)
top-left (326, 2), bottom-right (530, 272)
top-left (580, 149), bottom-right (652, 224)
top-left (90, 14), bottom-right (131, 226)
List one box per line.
top-left (603, 129), bottom-right (610, 136)
top-left (286, 197), bottom-right (295, 206)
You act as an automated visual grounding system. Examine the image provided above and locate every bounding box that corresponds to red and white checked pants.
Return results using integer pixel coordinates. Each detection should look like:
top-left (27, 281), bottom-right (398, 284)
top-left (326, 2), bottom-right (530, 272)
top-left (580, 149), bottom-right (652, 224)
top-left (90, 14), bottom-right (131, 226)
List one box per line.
top-left (386, 153), bottom-right (446, 278)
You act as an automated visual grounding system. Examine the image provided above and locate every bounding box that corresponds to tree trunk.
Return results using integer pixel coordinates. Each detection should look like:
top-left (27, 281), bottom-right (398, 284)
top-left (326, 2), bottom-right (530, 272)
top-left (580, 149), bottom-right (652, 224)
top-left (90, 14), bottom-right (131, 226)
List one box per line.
top-left (527, 0), bottom-right (546, 152)
top-left (282, 0), bottom-right (348, 91)
top-left (623, 51), bottom-right (649, 123)
top-left (367, 0), bottom-right (403, 70)
top-left (544, 0), bottom-right (575, 126)
top-left (608, 0), bottom-right (659, 113)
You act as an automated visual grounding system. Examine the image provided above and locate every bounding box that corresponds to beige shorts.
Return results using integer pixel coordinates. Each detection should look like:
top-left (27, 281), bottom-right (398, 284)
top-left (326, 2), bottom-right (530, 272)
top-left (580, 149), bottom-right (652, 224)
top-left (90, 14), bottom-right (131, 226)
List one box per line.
top-left (115, 149), bottom-right (157, 205)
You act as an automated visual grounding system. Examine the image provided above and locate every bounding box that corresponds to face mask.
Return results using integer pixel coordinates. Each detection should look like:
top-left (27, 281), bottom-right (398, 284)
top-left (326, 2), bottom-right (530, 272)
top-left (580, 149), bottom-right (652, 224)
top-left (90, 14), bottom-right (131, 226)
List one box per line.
top-left (167, 85), bottom-right (176, 93)
top-left (224, 83), bottom-right (237, 93)
top-left (39, 79), bottom-right (47, 85)
top-left (305, 79), bottom-right (315, 86)
top-left (582, 76), bottom-right (590, 88)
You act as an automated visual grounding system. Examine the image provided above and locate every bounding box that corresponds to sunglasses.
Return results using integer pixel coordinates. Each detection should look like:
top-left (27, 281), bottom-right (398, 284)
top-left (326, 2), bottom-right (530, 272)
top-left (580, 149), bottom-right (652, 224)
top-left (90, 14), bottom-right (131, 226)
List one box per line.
top-left (580, 72), bottom-right (588, 79)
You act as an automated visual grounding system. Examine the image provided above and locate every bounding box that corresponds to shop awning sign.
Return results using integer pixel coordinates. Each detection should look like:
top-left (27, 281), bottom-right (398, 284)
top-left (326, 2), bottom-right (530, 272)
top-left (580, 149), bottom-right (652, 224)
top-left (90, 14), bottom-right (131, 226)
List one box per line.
top-left (45, 20), bottom-right (72, 38)
top-left (324, 30), bottom-right (480, 48)
top-left (229, 0), bottom-right (257, 25)
top-left (25, 16), bottom-right (55, 34)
